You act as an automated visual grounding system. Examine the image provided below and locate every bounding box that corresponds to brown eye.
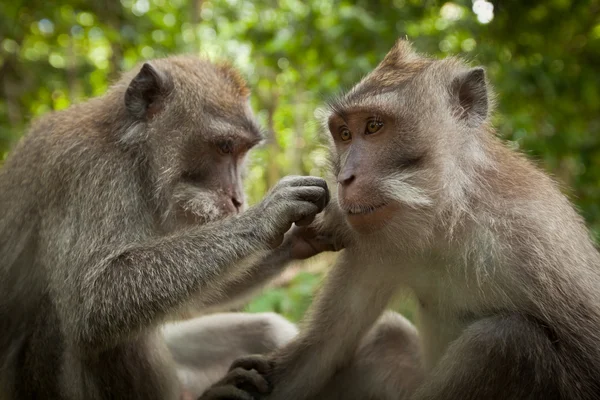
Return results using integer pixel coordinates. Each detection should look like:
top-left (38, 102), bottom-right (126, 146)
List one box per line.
top-left (217, 141), bottom-right (233, 154)
top-left (339, 128), bottom-right (352, 141)
top-left (366, 119), bottom-right (383, 134)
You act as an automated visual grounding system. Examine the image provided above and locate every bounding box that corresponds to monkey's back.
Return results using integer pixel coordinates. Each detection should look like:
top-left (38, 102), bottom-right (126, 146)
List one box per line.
top-left (0, 104), bottom-right (179, 399)
top-left (0, 121), bottom-right (51, 391)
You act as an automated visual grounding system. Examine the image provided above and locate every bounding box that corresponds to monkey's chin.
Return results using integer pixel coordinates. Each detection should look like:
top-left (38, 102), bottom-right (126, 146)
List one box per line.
top-left (345, 203), bottom-right (399, 234)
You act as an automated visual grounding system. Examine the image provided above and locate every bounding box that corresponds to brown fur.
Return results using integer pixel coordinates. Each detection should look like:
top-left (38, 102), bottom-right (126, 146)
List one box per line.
top-left (216, 40), bottom-right (600, 400)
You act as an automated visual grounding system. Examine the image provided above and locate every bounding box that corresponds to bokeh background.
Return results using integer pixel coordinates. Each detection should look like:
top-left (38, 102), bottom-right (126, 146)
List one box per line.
top-left (1, 0), bottom-right (599, 322)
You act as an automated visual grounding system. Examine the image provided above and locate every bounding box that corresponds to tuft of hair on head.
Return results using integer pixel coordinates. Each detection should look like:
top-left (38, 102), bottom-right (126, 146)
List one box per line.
top-left (215, 62), bottom-right (250, 98)
top-left (378, 39), bottom-right (420, 67)
top-left (373, 39), bottom-right (431, 76)
top-left (347, 38), bottom-right (433, 95)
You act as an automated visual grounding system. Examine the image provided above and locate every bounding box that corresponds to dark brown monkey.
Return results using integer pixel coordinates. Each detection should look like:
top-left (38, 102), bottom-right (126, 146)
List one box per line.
top-left (204, 40), bottom-right (600, 400)
top-left (0, 56), bottom-right (332, 400)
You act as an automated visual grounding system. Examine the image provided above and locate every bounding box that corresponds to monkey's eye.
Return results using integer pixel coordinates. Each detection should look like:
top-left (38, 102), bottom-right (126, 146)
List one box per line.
top-left (365, 119), bottom-right (383, 134)
top-left (339, 128), bottom-right (352, 141)
top-left (217, 141), bottom-right (233, 155)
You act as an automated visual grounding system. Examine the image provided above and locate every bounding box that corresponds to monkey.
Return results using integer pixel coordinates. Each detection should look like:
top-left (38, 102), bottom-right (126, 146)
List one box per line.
top-left (201, 40), bottom-right (600, 400)
top-left (0, 55), bottom-right (334, 400)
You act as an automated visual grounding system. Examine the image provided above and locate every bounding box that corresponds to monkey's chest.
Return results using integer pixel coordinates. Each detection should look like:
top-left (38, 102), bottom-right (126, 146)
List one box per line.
top-left (406, 264), bottom-right (498, 370)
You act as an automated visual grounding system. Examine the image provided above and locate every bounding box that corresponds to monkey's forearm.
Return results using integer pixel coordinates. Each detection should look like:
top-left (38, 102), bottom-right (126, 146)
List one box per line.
top-left (268, 251), bottom-right (399, 400)
top-left (200, 241), bottom-right (294, 309)
top-left (200, 220), bottom-right (343, 310)
top-left (71, 214), bottom-right (271, 351)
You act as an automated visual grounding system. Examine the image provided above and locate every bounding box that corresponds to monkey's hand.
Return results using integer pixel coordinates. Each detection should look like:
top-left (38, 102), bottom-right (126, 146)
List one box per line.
top-left (250, 176), bottom-right (330, 249)
top-left (282, 224), bottom-right (344, 260)
top-left (197, 355), bottom-right (274, 400)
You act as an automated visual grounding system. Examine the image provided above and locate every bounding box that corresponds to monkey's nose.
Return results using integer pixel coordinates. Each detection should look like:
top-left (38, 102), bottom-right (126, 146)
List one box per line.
top-left (231, 196), bottom-right (243, 212)
top-left (338, 173), bottom-right (356, 187)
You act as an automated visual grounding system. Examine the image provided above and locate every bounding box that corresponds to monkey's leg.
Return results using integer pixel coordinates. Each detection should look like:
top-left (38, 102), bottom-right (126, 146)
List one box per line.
top-left (164, 313), bottom-right (298, 398)
top-left (411, 314), bottom-right (569, 400)
top-left (258, 251), bottom-right (401, 400)
top-left (316, 311), bottom-right (424, 400)
top-left (207, 310), bottom-right (424, 400)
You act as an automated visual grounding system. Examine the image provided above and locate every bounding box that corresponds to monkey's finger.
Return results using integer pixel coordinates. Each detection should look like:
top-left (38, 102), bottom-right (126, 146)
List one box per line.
top-left (294, 224), bottom-right (319, 237)
top-left (230, 355), bottom-right (274, 376)
top-left (291, 205), bottom-right (320, 227)
top-left (314, 235), bottom-right (342, 252)
top-left (289, 187), bottom-right (329, 211)
top-left (198, 386), bottom-right (255, 400)
top-left (295, 215), bottom-right (316, 227)
top-left (282, 176), bottom-right (328, 191)
top-left (309, 234), bottom-right (346, 251)
top-left (221, 368), bottom-right (270, 394)
top-left (322, 185), bottom-right (331, 208)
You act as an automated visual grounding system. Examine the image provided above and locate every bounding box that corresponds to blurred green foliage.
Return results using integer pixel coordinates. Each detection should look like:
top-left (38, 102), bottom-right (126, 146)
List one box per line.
top-left (246, 271), bottom-right (324, 322)
top-left (2, 0), bottom-right (600, 321)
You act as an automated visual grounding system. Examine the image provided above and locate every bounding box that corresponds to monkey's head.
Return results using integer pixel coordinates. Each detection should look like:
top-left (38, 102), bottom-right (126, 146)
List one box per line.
top-left (119, 56), bottom-right (263, 228)
top-left (325, 40), bottom-right (492, 236)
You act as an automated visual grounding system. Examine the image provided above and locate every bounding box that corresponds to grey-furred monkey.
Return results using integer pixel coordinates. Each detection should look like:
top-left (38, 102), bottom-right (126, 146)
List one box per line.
top-left (204, 40), bottom-right (600, 400)
top-left (0, 55), bottom-right (335, 400)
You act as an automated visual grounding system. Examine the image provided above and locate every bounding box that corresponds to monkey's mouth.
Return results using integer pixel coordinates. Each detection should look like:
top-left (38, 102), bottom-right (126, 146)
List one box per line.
top-left (345, 202), bottom-right (389, 216)
top-left (343, 201), bottom-right (398, 234)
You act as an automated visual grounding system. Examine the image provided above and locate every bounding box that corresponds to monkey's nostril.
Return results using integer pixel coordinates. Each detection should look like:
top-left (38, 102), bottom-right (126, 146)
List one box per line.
top-left (339, 174), bottom-right (356, 187)
top-left (232, 197), bottom-right (243, 211)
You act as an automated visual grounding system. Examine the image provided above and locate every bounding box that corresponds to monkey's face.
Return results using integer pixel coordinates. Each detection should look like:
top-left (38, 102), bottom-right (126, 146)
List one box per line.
top-left (326, 97), bottom-right (434, 235)
top-left (124, 58), bottom-right (263, 228)
top-left (170, 115), bottom-right (260, 226)
top-left (163, 100), bottom-right (262, 227)
top-left (325, 40), bottom-right (490, 238)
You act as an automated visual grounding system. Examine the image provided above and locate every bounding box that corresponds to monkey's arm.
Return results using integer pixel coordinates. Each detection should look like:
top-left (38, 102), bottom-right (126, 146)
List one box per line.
top-left (411, 314), bottom-right (562, 400)
top-left (49, 176), bottom-right (328, 353)
top-left (257, 251), bottom-right (399, 400)
top-left (60, 214), bottom-right (268, 351)
top-left (200, 225), bottom-right (340, 310)
top-left (197, 241), bottom-right (294, 311)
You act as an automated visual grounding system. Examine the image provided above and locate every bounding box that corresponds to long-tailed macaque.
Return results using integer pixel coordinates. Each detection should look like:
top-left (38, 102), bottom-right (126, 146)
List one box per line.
top-left (203, 40), bottom-right (600, 400)
top-left (0, 56), bottom-right (334, 400)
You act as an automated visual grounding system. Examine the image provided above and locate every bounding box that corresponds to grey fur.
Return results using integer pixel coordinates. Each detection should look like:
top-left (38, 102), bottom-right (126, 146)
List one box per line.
top-left (0, 56), bottom-right (329, 400)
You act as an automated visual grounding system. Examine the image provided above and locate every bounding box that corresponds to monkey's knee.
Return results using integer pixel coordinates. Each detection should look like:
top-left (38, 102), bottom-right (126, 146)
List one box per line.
top-left (358, 311), bottom-right (421, 361)
top-left (164, 312), bottom-right (297, 357)
top-left (233, 312), bottom-right (299, 354)
top-left (163, 312), bottom-right (297, 398)
top-left (320, 311), bottom-right (423, 400)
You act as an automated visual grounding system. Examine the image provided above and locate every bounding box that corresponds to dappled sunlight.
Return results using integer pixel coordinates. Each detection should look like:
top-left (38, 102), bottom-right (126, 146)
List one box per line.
top-left (1, 0), bottom-right (599, 318)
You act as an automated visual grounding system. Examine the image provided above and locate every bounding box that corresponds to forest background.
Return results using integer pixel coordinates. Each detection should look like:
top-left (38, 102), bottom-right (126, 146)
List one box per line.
top-left (1, 0), bottom-right (599, 321)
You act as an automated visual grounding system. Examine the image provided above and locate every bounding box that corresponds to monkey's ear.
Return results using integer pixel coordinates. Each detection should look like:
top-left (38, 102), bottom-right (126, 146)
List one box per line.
top-left (125, 63), bottom-right (173, 120)
top-left (450, 67), bottom-right (488, 127)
